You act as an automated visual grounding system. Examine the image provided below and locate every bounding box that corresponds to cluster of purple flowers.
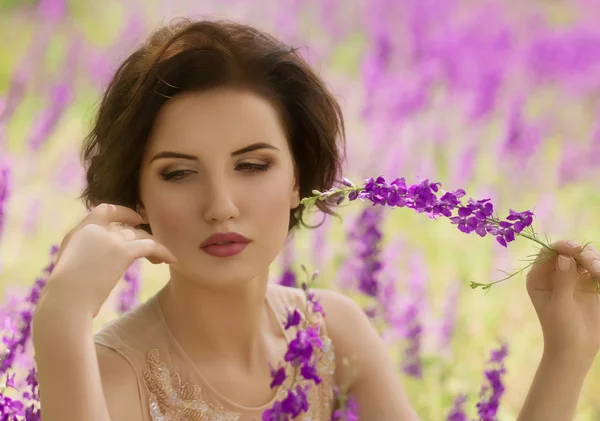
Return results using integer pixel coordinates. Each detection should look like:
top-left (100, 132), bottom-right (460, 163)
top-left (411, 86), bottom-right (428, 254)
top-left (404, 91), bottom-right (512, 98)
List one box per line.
top-left (262, 284), bottom-right (326, 421)
top-left (306, 176), bottom-right (534, 249)
top-left (347, 207), bottom-right (385, 298)
top-left (0, 161), bottom-right (11, 242)
top-left (476, 343), bottom-right (508, 420)
top-left (117, 261), bottom-right (141, 314)
top-left (443, 342), bottom-right (509, 421)
top-left (330, 390), bottom-right (359, 421)
top-left (0, 245), bottom-right (58, 420)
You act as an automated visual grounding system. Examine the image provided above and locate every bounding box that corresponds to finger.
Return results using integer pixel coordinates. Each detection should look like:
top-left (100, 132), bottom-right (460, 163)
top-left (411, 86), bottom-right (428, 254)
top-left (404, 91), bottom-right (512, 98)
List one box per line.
top-left (550, 240), bottom-right (583, 257)
top-left (86, 203), bottom-right (144, 228)
top-left (551, 254), bottom-right (579, 302)
top-left (105, 226), bottom-right (177, 264)
top-left (123, 238), bottom-right (177, 264)
top-left (575, 244), bottom-right (600, 277)
top-left (106, 226), bottom-right (138, 242)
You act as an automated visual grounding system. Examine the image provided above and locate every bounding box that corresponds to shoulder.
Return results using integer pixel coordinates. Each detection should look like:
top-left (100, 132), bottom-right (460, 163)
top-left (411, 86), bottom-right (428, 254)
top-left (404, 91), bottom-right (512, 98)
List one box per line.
top-left (96, 343), bottom-right (145, 421)
top-left (267, 284), bottom-right (365, 333)
top-left (311, 288), bottom-right (370, 342)
top-left (267, 283), bottom-right (305, 304)
top-left (94, 295), bottom-right (160, 350)
top-left (310, 289), bottom-right (381, 383)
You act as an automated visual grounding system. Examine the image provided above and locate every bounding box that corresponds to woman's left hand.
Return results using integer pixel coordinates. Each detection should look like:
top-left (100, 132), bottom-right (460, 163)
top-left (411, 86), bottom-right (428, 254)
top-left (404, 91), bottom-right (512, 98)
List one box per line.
top-left (526, 240), bottom-right (600, 365)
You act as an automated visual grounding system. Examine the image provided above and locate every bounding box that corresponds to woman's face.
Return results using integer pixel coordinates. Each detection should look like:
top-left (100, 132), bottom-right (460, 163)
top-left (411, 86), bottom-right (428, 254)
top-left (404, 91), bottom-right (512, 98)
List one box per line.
top-left (138, 87), bottom-right (300, 288)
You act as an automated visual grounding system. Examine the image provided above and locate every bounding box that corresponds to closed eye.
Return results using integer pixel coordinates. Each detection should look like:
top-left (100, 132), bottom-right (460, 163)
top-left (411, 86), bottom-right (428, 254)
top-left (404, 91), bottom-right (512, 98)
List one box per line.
top-left (236, 163), bottom-right (270, 173)
top-left (161, 170), bottom-right (194, 181)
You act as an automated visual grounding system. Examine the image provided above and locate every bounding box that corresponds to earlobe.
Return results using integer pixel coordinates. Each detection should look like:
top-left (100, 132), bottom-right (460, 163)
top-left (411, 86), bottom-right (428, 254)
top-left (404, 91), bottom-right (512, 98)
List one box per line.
top-left (291, 190), bottom-right (300, 208)
top-left (136, 203), bottom-right (149, 224)
top-left (292, 168), bottom-right (301, 208)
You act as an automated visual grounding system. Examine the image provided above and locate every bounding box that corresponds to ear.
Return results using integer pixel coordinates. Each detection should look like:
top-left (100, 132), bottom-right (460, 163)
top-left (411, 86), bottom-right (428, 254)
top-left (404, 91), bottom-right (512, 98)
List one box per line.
top-left (136, 202), bottom-right (150, 224)
top-left (291, 167), bottom-right (300, 209)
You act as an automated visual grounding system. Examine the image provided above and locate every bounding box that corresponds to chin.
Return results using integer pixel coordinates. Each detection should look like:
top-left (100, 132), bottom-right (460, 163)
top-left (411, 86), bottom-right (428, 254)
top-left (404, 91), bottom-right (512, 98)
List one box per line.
top-left (178, 259), bottom-right (268, 290)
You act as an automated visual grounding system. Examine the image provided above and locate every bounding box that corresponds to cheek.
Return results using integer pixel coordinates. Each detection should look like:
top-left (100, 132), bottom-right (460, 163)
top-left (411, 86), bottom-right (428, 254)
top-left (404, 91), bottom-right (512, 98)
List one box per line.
top-left (145, 190), bottom-right (194, 239)
top-left (252, 176), bottom-right (294, 226)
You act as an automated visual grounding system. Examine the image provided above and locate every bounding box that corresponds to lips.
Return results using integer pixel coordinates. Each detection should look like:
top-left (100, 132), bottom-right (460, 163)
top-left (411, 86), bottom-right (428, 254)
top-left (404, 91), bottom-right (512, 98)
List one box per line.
top-left (200, 232), bottom-right (250, 248)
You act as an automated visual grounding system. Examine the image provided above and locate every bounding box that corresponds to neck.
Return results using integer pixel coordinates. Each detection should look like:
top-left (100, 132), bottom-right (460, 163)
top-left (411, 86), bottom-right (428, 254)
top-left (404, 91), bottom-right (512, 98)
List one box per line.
top-left (157, 268), bottom-right (272, 367)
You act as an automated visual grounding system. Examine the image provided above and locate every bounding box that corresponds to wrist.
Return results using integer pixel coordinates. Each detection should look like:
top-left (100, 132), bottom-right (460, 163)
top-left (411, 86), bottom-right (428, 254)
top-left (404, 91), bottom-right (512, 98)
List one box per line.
top-left (540, 349), bottom-right (594, 375)
top-left (33, 297), bottom-right (95, 343)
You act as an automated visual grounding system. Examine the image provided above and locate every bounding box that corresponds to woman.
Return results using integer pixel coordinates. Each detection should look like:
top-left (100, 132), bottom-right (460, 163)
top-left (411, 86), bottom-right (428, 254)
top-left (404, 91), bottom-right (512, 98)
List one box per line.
top-left (32, 18), bottom-right (600, 421)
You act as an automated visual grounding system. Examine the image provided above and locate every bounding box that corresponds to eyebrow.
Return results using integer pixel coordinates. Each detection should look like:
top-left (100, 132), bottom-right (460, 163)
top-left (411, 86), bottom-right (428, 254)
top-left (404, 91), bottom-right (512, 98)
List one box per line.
top-left (149, 142), bottom-right (280, 163)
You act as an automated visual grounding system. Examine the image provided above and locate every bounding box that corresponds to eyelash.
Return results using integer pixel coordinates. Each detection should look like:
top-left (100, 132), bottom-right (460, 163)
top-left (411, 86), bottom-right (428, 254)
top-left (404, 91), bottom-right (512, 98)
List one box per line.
top-left (161, 163), bottom-right (270, 181)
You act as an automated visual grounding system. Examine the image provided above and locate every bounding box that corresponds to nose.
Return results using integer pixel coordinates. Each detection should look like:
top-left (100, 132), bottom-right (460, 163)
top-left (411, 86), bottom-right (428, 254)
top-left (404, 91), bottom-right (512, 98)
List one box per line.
top-left (202, 179), bottom-right (240, 224)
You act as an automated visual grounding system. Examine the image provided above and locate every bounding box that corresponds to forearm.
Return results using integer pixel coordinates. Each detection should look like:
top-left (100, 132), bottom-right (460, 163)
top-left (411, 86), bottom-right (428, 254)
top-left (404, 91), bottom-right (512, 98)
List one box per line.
top-left (33, 305), bottom-right (110, 421)
top-left (516, 353), bottom-right (591, 421)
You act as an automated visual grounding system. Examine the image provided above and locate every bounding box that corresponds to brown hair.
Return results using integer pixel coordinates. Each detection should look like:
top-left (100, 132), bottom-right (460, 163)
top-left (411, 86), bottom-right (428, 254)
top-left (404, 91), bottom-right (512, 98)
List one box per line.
top-left (80, 18), bottom-right (346, 231)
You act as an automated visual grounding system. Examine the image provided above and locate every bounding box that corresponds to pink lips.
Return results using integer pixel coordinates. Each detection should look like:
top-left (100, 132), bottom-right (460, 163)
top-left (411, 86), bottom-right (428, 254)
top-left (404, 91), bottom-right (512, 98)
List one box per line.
top-left (200, 232), bottom-right (250, 258)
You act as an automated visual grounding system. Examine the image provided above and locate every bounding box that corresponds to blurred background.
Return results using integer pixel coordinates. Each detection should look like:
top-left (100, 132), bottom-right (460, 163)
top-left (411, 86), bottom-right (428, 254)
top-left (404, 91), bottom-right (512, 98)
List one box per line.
top-left (1, 0), bottom-right (600, 420)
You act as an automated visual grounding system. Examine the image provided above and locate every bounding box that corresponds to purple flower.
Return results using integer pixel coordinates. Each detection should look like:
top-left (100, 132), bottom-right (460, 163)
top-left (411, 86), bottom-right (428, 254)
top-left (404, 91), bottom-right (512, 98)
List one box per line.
top-left (347, 207), bottom-right (385, 297)
top-left (0, 160), bottom-right (11, 241)
top-left (306, 291), bottom-right (324, 316)
top-left (0, 394), bottom-right (25, 418)
top-left (262, 401), bottom-right (288, 421)
top-left (284, 330), bottom-right (314, 366)
top-left (278, 269), bottom-right (297, 288)
top-left (313, 176), bottom-right (534, 249)
top-left (438, 281), bottom-right (462, 352)
top-left (446, 394), bottom-right (468, 421)
top-left (476, 342), bottom-right (509, 421)
top-left (284, 309), bottom-right (302, 330)
top-left (264, 285), bottom-right (326, 419)
top-left (118, 260), bottom-right (141, 314)
top-left (279, 240), bottom-right (298, 288)
top-left (269, 365), bottom-right (287, 388)
top-left (1, 246), bottom-right (58, 377)
top-left (300, 363), bottom-right (322, 384)
top-left (280, 385), bottom-right (309, 418)
top-left (330, 392), bottom-right (359, 421)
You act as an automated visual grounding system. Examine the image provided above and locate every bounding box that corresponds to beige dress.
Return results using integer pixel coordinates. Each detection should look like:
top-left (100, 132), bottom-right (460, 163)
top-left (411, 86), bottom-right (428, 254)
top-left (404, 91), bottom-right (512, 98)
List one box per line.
top-left (94, 284), bottom-right (336, 421)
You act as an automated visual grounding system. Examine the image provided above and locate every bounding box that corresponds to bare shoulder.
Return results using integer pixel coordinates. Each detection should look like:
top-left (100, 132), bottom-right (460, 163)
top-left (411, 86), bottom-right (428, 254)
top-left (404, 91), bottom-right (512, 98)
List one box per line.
top-left (312, 289), bottom-right (420, 420)
top-left (96, 344), bottom-right (144, 421)
top-left (268, 285), bottom-right (372, 356)
top-left (311, 288), bottom-right (372, 349)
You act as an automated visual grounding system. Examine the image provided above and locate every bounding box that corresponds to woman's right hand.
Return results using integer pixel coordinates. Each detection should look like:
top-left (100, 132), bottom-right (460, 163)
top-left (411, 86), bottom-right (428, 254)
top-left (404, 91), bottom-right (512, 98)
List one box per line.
top-left (35, 203), bottom-right (176, 320)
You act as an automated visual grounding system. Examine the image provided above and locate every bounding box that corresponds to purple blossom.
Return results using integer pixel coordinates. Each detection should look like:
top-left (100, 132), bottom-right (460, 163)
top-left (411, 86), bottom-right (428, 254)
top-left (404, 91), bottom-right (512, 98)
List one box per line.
top-left (0, 160), bottom-right (11, 241)
top-left (269, 365), bottom-right (287, 388)
top-left (28, 83), bottom-right (74, 151)
top-left (284, 330), bottom-right (314, 366)
top-left (306, 291), bottom-right (324, 317)
top-left (347, 207), bottom-right (385, 298)
top-left (284, 309), bottom-right (302, 330)
top-left (265, 285), bottom-right (326, 419)
top-left (300, 363), bottom-right (322, 384)
top-left (438, 281), bottom-right (462, 352)
top-left (1, 246), bottom-right (58, 377)
top-left (446, 394), bottom-right (468, 421)
top-left (278, 240), bottom-right (298, 288)
top-left (330, 395), bottom-right (359, 421)
top-left (476, 343), bottom-right (509, 421)
top-left (313, 176), bottom-right (534, 249)
top-left (278, 269), bottom-right (297, 288)
top-left (118, 260), bottom-right (141, 314)
top-left (28, 40), bottom-right (80, 152)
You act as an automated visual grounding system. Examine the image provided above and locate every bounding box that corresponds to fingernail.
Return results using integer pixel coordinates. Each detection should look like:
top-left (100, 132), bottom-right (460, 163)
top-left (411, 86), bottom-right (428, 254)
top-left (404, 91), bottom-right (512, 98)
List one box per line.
top-left (558, 255), bottom-right (571, 272)
top-left (593, 260), bottom-right (600, 273)
top-left (567, 241), bottom-right (580, 249)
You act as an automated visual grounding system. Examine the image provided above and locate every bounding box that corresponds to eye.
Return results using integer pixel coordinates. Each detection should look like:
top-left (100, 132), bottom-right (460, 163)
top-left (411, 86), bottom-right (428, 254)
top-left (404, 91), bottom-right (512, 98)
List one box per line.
top-left (236, 163), bottom-right (270, 173)
top-left (161, 170), bottom-right (193, 181)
